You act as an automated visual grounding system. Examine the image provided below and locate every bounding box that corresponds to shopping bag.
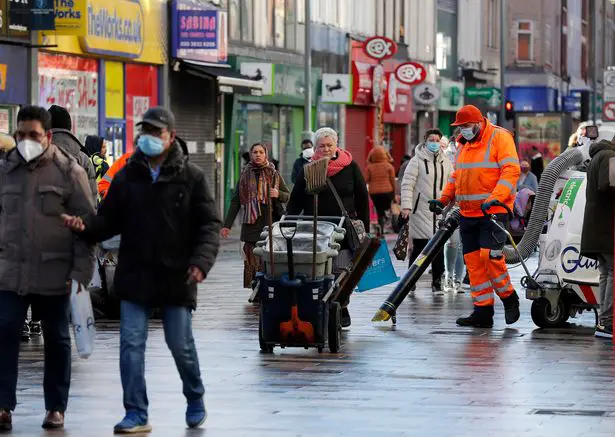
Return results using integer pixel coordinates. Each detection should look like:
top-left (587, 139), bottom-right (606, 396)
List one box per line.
top-left (356, 240), bottom-right (399, 292)
top-left (70, 281), bottom-right (96, 359)
top-left (393, 217), bottom-right (409, 261)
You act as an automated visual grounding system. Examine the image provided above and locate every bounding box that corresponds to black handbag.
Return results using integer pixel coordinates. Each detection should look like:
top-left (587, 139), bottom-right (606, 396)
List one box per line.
top-left (326, 179), bottom-right (367, 250)
top-left (393, 215), bottom-right (409, 261)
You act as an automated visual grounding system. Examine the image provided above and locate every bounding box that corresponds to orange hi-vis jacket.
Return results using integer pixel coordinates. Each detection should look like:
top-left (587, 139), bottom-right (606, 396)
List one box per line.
top-left (440, 119), bottom-right (520, 218)
top-left (97, 152), bottom-right (132, 198)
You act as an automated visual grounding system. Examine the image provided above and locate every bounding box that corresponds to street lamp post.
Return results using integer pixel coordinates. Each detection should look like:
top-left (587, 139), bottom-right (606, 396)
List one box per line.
top-left (304, 0), bottom-right (312, 136)
top-left (499, 0), bottom-right (506, 126)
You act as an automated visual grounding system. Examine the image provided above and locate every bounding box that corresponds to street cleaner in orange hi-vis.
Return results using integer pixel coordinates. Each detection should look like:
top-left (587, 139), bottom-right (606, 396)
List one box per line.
top-left (98, 152), bottom-right (132, 199)
top-left (429, 105), bottom-right (521, 328)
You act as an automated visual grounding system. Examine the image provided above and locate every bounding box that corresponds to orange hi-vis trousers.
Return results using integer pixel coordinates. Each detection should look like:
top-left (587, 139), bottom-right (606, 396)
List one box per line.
top-left (459, 213), bottom-right (515, 307)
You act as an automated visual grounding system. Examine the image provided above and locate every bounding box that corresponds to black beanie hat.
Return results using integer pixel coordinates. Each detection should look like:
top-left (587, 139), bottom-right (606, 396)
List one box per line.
top-left (48, 105), bottom-right (72, 131)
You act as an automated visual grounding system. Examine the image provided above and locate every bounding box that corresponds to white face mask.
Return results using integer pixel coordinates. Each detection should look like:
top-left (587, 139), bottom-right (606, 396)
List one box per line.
top-left (17, 139), bottom-right (45, 162)
top-left (460, 127), bottom-right (476, 141)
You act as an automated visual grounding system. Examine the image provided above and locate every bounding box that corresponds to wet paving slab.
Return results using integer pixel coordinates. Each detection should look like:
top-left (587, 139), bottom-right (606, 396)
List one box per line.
top-left (9, 248), bottom-right (615, 437)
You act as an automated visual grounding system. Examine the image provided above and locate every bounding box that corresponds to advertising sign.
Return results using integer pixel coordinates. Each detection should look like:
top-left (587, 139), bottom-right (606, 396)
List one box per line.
top-left (363, 36), bottom-right (397, 61)
top-left (172, 0), bottom-right (227, 64)
top-left (43, 0), bottom-right (165, 64)
top-left (240, 63), bottom-right (274, 95)
top-left (395, 62), bottom-right (427, 86)
top-left (81, 0), bottom-right (144, 58)
top-left (31, 0), bottom-right (55, 30)
top-left (38, 53), bottom-right (99, 142)
top-left (8, 0), bottom-right (29, 37)
top-left (321, 74), bottom-right (352, 104)
top-left (414, 84), bottom-right (440, 105)
top-left (516, 114), bottom-right (563, 163)
top-left (53, 0), bottom-right (86, 35)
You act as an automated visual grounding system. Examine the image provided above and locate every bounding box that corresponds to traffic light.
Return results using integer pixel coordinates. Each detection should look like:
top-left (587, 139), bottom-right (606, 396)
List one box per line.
top-left (505, 100), bottom-right (515, 121)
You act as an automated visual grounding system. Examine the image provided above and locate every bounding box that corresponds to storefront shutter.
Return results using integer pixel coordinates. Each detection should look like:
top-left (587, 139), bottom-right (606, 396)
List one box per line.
top-left (170, 72), bottom-right (219, 210)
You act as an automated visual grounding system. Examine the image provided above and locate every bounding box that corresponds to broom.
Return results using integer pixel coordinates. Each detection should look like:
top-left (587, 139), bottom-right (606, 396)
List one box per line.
top-left (303, 157), bottom-right (330, 279)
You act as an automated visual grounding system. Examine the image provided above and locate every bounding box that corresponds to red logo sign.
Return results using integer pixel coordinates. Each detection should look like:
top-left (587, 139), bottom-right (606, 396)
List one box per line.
top-left (395, 62), bottom-right (427, 86)
top-left (363, 36), bottom-right (398, 61)
top-left (604, 102), bottom-right (615, 121)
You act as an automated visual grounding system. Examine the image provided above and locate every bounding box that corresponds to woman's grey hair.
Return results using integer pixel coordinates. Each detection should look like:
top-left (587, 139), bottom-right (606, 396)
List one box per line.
top-left (313, 127), bottom-right (338, 146)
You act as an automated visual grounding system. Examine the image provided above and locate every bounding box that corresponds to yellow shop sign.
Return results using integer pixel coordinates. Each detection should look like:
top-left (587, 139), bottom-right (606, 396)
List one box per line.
top-left (80, 0), bottom-right (144, 58)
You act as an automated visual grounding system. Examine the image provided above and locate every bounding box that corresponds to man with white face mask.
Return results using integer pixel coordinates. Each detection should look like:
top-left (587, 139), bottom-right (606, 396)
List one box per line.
top-left (0, 106), bottom-right (94, 432)
top-left (433, 105), bottom-right (521, 328)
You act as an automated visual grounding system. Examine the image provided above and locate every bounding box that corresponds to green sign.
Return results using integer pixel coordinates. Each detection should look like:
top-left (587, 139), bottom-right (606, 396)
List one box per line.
top-left (450, 87), bottom-right (461, 106)
top-left (465, 87), bottom-right (501, 99)
top-left (558, 176), bottom-right (583, 219)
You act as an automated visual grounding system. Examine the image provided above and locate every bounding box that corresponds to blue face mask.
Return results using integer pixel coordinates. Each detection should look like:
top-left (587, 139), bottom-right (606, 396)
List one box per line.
top-left (138, 135), bottom-right (165, 157)
top-left (426, 142), bottom-right (440, 153)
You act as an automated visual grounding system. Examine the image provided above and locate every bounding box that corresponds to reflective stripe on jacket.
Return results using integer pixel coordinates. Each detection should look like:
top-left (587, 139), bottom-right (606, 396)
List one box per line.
top-left (98, 152), bottom-right (132, 198)
top-left (440, 119), bottom-right (520, 217)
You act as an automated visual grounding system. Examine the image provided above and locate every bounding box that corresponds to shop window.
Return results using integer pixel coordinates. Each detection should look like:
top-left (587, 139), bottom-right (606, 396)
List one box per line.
top-left (285, 0), bottom-right (297, 50)
top-left (38, 53), bottom-right (99, 143)
top-left (516, 20), bottom-right (534, 63)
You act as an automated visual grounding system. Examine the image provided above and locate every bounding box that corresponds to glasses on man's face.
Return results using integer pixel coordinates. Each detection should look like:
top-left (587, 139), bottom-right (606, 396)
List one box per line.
top-left (318, 143), bottom-right (335, 150)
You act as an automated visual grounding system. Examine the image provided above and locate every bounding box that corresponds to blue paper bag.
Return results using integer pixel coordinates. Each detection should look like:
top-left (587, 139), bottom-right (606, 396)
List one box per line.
top-left (356, 240), bottom-right (399, 292)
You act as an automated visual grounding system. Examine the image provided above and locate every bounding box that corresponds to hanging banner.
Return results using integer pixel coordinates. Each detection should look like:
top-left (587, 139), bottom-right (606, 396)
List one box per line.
top-left (38, 53), bottom-right (99, 143)
top-left (31, 0), bottom-right (55, 30)
top-left (8, 0), bottom-right (30, 37)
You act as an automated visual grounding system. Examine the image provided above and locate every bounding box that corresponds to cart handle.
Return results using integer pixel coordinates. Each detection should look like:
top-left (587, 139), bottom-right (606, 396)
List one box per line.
top-left (482, 200), bottom-right (513, 221)
top-left (279, 222), bottom-right (298, 240)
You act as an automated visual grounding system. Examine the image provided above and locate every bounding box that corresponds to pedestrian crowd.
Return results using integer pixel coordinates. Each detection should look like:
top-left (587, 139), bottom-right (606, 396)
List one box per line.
top-left (1, 102), bottom-right (613, 434)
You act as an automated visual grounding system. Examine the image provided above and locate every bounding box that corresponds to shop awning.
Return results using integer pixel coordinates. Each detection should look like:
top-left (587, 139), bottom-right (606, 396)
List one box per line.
top-left (175, 60), bottom-right (263, 96)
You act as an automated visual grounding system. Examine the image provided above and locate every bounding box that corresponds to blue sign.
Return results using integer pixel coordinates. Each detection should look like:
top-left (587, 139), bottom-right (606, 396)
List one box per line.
top-left (31, 0), bottom-right (55, 30)
top-left (171, 0), bottom-right (228, 64)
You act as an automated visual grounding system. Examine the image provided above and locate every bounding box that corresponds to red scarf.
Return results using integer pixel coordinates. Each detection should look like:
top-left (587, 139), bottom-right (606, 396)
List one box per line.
top-left (313, 149), bottom-right (353, 177)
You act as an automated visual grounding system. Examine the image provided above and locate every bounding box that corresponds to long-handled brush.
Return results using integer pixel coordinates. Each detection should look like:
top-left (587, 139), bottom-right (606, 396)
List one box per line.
top-left (303, 157), bottom-right (330, 279)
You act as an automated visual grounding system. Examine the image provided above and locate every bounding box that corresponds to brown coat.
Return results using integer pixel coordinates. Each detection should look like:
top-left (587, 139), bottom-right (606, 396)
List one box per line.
top-left (366, 146), bottom-right (396, 195)
top-left (0, 144), bottom-right (95, 296)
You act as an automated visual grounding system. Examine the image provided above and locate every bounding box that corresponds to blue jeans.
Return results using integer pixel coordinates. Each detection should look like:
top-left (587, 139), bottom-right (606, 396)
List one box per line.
top-left (120, 300), bottom-right (205, 419)
top-left (444, 229), bottom-right (465, 281)
top-left (0, 291), bottom-right (71, 412)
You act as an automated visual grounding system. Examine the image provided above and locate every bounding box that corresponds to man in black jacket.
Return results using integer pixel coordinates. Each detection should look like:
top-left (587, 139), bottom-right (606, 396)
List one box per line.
top-left (62, 107), bottom-right (221, 433)
top-left (290, 139), bottom-right (314, 183)
top-left (581, 139), bottom-right (615, 339)
top-left (48, 105), bottom-right (98, 199)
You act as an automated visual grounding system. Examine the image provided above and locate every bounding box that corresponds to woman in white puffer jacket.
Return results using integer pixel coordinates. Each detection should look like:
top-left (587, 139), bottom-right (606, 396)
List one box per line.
top-left (400, 129), bottom-right (453, 294)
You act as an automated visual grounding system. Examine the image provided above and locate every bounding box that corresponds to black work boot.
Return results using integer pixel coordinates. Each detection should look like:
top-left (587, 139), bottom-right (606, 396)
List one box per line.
top-left (502, 291), bottom-right (520, 325)
top-left (456, 306), bottom-right (494, 328)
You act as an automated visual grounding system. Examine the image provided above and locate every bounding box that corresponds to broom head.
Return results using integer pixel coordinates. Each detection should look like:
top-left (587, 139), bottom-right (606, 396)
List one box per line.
top-left (304, 157), bottom-right (330, 194)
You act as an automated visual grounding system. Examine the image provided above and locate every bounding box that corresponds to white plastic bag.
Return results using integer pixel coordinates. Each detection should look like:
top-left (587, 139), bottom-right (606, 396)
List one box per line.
top-left (70, 281), bottom-right (96, 359)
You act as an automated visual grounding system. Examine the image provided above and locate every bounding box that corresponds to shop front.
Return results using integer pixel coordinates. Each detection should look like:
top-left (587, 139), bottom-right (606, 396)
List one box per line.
top-left (224, 59), bottom-right (320, 209)
top-left (39, 0), bottom-right (167, 161)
